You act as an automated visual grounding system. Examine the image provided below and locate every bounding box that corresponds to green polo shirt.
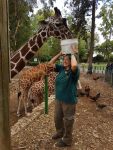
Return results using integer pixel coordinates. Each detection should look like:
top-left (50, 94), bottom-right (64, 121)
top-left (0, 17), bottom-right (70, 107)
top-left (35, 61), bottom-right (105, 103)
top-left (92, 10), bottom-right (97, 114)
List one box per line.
top-left (55, 64), bottom-right (80, 104)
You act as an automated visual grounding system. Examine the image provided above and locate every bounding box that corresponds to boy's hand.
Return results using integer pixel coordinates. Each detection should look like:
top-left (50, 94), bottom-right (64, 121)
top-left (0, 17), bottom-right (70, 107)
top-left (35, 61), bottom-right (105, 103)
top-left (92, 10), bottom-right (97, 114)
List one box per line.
top-left (71, 45), bottom-right (78, 54)
top-left (59, 51), bottom-right (66, 56)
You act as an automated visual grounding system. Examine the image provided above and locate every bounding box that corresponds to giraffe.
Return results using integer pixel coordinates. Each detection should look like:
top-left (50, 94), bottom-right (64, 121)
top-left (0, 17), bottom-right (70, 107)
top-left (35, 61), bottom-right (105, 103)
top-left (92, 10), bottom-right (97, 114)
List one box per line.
top-left (17, 62), bottom-right (54, 116)
top-left (27, 72), bottom-right (57, 108)
top-left (10, 7), bottom-right (73, 78)
top-left (11, 7), bottom-right (73, 116)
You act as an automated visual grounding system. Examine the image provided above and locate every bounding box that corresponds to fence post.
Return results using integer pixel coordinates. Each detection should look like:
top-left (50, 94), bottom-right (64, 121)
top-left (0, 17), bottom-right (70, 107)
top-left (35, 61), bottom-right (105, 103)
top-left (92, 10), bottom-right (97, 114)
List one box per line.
top-left (111, 73), bottom-right (113, 86)
top-left (0, 0), bottom-right (11, 149)
top-left (44, 75), bottom-right (48, 114)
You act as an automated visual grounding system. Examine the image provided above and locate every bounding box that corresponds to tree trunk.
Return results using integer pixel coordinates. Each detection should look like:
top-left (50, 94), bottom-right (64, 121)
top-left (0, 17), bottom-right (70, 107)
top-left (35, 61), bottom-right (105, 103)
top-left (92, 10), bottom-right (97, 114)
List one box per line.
top-left (0, 0), bottom-right (11, 149)
top-left (77, 36), bottom-right (80, 63)
top-left (87, 0), bottom-right (96, 74)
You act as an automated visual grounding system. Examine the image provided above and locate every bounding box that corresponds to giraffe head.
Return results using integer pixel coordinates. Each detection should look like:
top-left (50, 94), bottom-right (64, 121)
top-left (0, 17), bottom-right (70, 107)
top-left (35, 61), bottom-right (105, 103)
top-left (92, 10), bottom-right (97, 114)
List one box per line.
top-left (36, 63), bottom-right (54, 75)
top-left (31, 63), bottom-right (54, 80)
top-left (45, 63), bottom-right (54, 74)
top-left (38, 7), bottom-right (73, 39)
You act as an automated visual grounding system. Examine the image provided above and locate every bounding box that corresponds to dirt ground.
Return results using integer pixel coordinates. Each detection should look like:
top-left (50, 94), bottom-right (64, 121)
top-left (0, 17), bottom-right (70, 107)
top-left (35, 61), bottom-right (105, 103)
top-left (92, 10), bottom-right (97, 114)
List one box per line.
top-left (10, 72), bottom-right (113, 150)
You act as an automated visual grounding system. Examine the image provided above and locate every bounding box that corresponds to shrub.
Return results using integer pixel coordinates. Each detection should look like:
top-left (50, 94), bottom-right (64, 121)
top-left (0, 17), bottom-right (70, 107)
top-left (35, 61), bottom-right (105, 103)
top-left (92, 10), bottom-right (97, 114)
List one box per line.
top-left (93, 55), bottom-right (104, 63)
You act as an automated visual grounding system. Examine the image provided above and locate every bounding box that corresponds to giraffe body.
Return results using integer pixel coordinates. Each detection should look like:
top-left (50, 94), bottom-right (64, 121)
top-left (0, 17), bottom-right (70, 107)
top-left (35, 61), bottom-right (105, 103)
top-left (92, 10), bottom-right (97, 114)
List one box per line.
top-left (17, 63), bottom-right (54, 116)
top-left (27, 72), bottom-right (57, 107)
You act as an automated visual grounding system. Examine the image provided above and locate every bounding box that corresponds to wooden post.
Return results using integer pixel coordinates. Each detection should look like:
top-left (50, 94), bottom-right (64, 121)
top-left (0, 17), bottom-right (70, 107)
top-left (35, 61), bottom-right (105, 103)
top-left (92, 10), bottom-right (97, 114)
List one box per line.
top-left (0, 0), bottom-right (11, 149)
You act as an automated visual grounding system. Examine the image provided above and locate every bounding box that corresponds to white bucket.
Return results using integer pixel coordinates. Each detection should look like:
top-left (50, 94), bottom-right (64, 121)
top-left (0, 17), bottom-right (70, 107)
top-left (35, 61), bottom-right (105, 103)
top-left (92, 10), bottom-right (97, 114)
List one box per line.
top-left (61, 38), bottom-right (78, 54)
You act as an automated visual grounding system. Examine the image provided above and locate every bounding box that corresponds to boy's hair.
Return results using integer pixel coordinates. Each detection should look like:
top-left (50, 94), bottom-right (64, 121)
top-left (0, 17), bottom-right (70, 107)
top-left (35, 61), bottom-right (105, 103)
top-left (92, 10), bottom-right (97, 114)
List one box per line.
top-left (64, 54), bottom-right (71, 61)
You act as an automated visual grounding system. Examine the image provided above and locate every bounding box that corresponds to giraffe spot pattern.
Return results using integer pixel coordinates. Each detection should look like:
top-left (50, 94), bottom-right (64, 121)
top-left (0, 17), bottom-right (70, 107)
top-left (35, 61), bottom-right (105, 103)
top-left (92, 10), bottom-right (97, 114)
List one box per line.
top-left (28, 72), bottom-right (57, 102)
top-left (25, 51), bottom-right (35, 60)
top-left (37, 35), bottom-right (43, 47)
top-left (29, 39), bottom-right (36, 47)
top-left (31, 45), bottom-right (38, 52)
top-left (41, 32), bottom-right (47, 37)
top-left (17, 63), bottom-right (56, 115)
top-left (11, 63), bottom-right (15, 69)
top-left (11, 53), bottom-right (20, 63)
top-left (21, 43), bottom-right (29, 56)
top-left (15, 59), bottom-right (25, 72)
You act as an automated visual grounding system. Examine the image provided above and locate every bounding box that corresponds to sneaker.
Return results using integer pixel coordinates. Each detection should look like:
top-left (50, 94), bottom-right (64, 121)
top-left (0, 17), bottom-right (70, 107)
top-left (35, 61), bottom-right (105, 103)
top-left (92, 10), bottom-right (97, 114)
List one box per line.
top-left (55, 139), bottom-right (70, 147)
top-left (52, 133), bottom-right (63, 140)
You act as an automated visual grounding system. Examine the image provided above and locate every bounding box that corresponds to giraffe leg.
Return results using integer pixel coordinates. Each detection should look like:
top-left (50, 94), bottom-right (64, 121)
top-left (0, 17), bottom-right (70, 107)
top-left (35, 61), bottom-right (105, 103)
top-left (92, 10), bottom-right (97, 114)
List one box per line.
top-left (23, 99), bottom-right (28, 116)
top-left (23, 92), bottom-right (28, 116)
top-left (27, 88), bottom-right (35, 110)
top-left (28, 95), bottom-right (35, 109)
top-left (30, 98), bottom-right (35, 109)
top-left (17, 93), bottom-right (23, 117)
top-left (26, 94), bottom-right (30, 108)
top-left (24, 90), bottom-right (31, 117)
top-left (39, 94), bottom-right (43, 104)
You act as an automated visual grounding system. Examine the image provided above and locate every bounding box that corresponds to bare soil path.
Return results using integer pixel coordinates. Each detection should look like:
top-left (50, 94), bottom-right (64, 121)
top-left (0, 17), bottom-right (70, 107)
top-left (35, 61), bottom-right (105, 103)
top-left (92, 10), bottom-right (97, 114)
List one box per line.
top-left (10, 73), bottom-right (113, 150)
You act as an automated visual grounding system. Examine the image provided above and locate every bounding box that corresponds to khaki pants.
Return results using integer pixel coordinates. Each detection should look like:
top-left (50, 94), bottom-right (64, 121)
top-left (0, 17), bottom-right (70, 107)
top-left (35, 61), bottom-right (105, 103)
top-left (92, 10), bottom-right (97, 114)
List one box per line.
top-left (54, 100), bottom-right (76, 145)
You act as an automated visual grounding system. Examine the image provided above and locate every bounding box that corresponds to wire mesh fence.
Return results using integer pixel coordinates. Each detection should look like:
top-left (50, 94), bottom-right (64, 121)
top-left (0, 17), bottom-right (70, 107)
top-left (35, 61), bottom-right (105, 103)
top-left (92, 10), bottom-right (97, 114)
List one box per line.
top-left (105, 63), bottom-right (113, 87)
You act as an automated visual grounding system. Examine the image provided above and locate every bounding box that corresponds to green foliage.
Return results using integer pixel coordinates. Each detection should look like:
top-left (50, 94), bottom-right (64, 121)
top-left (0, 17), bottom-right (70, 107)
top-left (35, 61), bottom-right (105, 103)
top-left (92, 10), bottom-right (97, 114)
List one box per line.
top-left (27, 36), bottom-right (61, 63)
top-left (9, 0), bottom-right (34, 51)
top-left (9, 0), bottom-right (57, 52)
top-left (66, 0), bottom-right (92, 39)
top-left (93, 54), bottom-right (105, 63)
top-left (26, 0), bottom-right (37, 7)
top-left (37, 37), bottom-right (61, 62)
top-left (27, 61), bottom-right (39, 66)
top-left (98, 1), bottom-right (113, 40)
top-left (30, 9), bottom-right (54, 33)
top-left (38, 55), bottom-right (51, 62)
top-left (109, 54), bottom-right (113, 62)
top-left (95, 40), bottom-right (113, 62)
top-left (79, 39), bottom-right (88, 62)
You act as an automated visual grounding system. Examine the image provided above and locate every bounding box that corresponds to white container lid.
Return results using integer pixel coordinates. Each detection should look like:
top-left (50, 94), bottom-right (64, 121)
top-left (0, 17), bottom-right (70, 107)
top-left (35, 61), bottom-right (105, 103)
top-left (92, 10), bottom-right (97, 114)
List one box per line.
top-left (61, 38), bottom-right (78, 46)
top-left (61, 38), bottom-right (78, 54)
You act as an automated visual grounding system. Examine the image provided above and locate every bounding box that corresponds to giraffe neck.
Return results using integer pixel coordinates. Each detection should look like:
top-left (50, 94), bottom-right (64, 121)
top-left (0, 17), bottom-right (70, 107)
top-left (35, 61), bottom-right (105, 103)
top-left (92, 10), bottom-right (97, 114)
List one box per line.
top-left (11, 24), bottom-right (73, 78)
top-left (11, 28), bottom-right (48, 78)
